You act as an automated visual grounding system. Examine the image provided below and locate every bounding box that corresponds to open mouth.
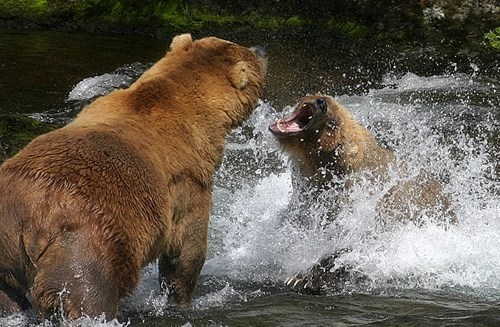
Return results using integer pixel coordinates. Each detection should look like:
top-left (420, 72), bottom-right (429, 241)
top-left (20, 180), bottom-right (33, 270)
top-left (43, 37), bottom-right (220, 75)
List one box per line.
top-left (269, 103), bottom-right (315, 135)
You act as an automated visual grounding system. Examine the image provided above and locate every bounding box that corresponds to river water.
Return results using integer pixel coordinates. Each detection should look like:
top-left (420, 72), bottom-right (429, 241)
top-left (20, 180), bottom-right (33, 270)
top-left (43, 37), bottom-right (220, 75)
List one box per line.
top-left (1, 29), bottom-right (500, 326)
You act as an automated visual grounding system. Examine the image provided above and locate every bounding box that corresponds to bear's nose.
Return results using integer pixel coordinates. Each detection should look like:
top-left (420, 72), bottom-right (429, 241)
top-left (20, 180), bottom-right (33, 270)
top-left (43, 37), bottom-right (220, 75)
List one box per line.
top-left (250, 46), bottom-right (267, 59)
top-left (316, 97), bottom-right (328, 113)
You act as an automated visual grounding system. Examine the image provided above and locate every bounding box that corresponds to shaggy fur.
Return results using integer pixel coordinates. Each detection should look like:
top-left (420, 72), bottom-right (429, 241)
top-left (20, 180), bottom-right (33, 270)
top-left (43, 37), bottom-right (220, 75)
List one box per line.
top-left (0, 34), bottom-right (267, 320)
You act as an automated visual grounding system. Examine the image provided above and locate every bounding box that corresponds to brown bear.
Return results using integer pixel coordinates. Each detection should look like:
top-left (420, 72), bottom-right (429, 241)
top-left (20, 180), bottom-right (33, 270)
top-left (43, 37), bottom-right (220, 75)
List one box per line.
top-left (269, 95), bottom-right (456, 293)
top-left (0, 34), bottom-right (267, 321)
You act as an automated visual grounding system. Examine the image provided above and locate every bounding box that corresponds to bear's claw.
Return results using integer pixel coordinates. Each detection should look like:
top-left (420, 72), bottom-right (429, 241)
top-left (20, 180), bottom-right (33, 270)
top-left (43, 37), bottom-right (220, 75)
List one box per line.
top-left (284, 249), bottom-right (361, 295)
top-left (285, 276), bottom-right (311, 291)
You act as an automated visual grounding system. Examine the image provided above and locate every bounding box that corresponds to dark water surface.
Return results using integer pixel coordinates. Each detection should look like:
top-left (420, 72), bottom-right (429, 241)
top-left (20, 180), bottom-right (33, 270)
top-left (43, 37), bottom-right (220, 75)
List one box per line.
top-left (1, 28), bottom-right (500, 327)
top-left (0, 29), bottom-right (168, 115)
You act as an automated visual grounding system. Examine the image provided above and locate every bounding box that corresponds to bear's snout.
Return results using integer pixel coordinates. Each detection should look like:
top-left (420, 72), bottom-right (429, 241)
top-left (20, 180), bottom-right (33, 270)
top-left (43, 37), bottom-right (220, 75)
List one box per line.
top-left (250, 46), bottom-right (267, 59)
top-left (250, 46), bottom-right (268, 76)
top-left (316, 97), bottom-right (328, 114)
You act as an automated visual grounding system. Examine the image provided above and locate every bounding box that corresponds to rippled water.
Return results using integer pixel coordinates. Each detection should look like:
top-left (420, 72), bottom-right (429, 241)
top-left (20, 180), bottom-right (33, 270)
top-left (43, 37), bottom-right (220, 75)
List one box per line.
top-left (1, 29), bottom-right (500, 326)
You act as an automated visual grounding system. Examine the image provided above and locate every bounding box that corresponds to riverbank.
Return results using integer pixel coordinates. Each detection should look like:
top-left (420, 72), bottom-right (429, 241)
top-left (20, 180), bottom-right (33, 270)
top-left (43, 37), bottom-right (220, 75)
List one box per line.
top-left (1, 1), bottom-right (500, 85)
top-left (0, 0), bottom-right (499, 51)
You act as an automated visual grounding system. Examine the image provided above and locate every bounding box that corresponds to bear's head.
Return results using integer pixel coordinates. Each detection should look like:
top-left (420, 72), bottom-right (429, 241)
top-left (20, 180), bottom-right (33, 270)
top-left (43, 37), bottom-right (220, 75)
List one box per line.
top-left (269, 95), bottom-right (368, 176)
top-left (165, 34), bottom-right (268, 128)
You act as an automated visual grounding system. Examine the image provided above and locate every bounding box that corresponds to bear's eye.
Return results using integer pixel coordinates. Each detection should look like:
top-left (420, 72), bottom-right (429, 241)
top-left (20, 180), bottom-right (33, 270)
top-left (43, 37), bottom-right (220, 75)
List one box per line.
top-left (316, 98), bottom-right (328, 113)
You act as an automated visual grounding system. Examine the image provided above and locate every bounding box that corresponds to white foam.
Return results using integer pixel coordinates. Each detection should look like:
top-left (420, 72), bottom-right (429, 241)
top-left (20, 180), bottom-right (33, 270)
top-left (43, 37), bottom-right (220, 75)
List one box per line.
top-left (67, 62), bottom-right (147, 101)
top-left (381, 72), bottom-right (475, 91)
top-left (67, 73), bottom-right (133, 101)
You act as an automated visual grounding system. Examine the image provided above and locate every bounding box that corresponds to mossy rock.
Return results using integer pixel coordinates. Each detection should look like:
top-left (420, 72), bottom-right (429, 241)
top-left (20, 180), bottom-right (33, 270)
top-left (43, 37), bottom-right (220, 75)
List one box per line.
top-left (0, 114), bottom-right (61, 164)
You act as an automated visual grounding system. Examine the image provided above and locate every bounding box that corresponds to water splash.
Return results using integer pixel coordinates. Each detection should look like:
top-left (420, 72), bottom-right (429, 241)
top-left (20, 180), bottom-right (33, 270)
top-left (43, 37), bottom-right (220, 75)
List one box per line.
top-left (0, 313), bottom-right (128, 327)
top-left (67, 62), bottom-right (148, 102)
top-left (203, 71), bottom-right (500, 302)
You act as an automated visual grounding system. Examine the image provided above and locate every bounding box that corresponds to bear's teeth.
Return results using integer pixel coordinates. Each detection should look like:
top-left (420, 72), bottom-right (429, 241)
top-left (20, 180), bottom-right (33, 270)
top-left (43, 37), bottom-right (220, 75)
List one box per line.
top-left (277, 119), bottom-right (287, 133)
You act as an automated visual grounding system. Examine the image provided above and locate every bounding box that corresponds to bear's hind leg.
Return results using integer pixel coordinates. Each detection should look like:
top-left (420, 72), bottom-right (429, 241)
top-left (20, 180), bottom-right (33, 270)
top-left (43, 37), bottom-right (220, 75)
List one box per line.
top-left (27, 234), bottom-right (119, 321)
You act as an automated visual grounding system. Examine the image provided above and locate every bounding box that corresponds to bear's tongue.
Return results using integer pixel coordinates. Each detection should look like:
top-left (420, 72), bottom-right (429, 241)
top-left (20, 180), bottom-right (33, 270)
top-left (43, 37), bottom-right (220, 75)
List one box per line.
top-left (271, 118), bottom-right (302, 134)
top-left (269, 104), bottom-right (314, 135)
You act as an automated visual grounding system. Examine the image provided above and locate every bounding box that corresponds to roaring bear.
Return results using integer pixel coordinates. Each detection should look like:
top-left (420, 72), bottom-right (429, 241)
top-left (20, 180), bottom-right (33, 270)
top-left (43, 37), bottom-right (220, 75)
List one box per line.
top-left (269, 95), bottom-right (456, 293)
top-left (0, 34), bottom-right (267, 320)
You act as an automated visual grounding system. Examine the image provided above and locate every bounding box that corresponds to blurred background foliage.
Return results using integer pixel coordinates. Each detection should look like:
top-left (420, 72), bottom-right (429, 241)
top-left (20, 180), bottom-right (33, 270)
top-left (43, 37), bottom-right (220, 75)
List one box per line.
top-left (0, 0), bottom-right (499, 50)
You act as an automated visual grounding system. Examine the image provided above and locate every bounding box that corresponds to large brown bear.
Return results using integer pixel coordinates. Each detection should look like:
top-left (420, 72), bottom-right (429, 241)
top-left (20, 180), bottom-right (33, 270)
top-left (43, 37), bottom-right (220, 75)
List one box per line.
top-left (0, 34), bottom-right (267, 321)
top-left (270, 95), bottom-right (456, 293)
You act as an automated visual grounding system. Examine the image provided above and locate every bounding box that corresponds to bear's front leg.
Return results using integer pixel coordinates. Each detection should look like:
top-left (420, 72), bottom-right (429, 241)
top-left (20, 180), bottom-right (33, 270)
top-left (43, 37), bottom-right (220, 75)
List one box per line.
top-left (0, 279), bottom-right (31, 316)
top-left (158, 195), bottom-right (210, 308)
top-left (158, 244), bottom-right (207, 308)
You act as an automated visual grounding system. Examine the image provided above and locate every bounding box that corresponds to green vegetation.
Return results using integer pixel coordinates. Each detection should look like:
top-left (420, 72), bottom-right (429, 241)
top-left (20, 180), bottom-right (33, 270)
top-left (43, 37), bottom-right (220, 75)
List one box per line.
top-left (0, 0), bottom-right (91, 23)
top-left (0, 0), bottom-right (49, 21)
top-left (0, 0), bottom-right (372, 40)
top-left (326, 19), bottom-right (372, 41)
top-left (84, 0), bottom-right (230, 30)
top-left (0, 0), bottom-right (286, 31)
top-left (485, 27), bottom-right (500, 50)
top-left (0, 0), bottom-right (498, 51)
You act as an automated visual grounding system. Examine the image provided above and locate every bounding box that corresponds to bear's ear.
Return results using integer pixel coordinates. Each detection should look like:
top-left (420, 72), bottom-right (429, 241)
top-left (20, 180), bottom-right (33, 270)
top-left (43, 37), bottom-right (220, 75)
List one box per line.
top-left (228, 61), bottom-right (251, 89)
top-left (170, 34), bottom-right (193, 51)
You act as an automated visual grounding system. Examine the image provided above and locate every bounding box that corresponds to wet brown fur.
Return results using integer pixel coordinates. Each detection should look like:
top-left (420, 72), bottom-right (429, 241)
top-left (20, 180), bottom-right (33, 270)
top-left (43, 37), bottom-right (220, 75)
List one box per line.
top-left (0, 34), bottom-right (267, 320)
